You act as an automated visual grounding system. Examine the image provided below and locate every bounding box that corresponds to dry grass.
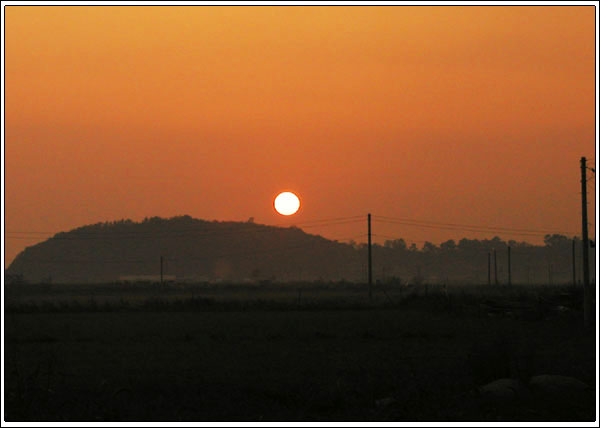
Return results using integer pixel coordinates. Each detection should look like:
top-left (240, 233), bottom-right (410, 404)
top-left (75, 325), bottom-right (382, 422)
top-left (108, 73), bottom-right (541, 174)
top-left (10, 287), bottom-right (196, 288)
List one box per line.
top-left (4, 282), bottom-right (596, 421)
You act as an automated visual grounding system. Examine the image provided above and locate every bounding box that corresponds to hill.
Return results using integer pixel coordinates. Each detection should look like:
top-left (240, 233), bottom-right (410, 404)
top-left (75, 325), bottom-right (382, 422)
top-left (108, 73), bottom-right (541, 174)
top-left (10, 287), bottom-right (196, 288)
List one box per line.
top-left (6, 216), bottom-right (362, 283)
top-left (6, 216), bottom-right (594, 285)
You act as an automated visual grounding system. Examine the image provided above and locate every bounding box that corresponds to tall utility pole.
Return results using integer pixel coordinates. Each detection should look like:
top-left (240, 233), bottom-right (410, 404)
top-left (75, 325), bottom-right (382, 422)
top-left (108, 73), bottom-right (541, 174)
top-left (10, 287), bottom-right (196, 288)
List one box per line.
top-left (580, 157), bottom-right (591, 327)
top-left (507, 246), bottom-right (511, 286)
top-left (160, 255), bottom-right (164, 284)
top-left (494, 249), bottom-right (498, 285)
top-left (368, 213), bottom-right (372, 301)
top-left (488, 252), bottom-right (491, 286)
top-left (572, 238), bottom-right (577, 286)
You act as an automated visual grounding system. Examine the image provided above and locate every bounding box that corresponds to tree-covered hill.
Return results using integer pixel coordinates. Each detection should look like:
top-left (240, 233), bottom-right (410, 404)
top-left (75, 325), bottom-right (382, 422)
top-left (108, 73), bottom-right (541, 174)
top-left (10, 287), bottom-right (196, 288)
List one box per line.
top-left (6, 216), bottom-right (595, 284)
top-left (6, 216), bottom-right (362, 283)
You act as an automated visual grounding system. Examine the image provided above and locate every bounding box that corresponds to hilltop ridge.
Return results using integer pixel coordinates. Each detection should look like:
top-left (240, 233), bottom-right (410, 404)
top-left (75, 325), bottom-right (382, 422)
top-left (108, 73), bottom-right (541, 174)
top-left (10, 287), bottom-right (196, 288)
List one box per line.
top-left (6, 216), bottom-right (593, 285)
top-left (6, 216), bottom-right (361, 283)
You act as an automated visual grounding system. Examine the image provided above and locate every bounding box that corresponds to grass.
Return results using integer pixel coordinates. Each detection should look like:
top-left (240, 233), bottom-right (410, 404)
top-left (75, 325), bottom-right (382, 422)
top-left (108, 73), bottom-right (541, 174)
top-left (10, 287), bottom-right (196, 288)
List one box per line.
top-left (4, 281), bottom-right (587, 313)
top-left (4, 282), bottom-right (596, 421)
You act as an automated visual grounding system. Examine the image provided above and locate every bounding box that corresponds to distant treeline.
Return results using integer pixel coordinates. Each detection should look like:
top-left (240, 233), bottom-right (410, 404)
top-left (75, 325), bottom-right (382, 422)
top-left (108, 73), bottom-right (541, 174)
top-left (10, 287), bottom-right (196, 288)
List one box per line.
top-left (5, 216), bottom-right (596, 284)
top-left (368, 234), bottom-right (594, 285)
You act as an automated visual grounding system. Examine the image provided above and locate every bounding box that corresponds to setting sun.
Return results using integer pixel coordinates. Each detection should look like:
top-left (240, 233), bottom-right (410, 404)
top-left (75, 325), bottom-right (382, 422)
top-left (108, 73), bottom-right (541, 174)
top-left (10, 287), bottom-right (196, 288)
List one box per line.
top-left (274, 191), bottom-right (300, 216)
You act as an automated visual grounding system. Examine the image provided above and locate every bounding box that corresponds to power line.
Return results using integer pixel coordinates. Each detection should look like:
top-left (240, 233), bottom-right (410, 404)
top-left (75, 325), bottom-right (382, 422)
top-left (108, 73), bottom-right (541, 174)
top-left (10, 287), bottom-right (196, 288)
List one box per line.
top-left (6, 213), bottom-right (575, 241)
top-left (5, 215), bottom-right (366, 236)
top-left (5, 217), bottom-right (365, 241)
top-left (282, 215), bottom-right (365, 225)
top-left (374, 220), bottom-right (561, 238)
top-left (371, 233), bottom-right (429, 244)
top-left (371, 215), bottom-right (576, 237)
top-left (372, 214), bottom-right (576, 235)
top-left (301, 219), bottom-right (364, 229)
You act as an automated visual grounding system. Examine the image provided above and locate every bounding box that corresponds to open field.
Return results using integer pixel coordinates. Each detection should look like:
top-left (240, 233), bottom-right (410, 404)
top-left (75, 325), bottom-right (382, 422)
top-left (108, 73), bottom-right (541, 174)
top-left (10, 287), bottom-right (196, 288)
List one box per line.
top-left (4, 282), bottom-right (597, 421)
top-left (4, 281), bottom-right (592, 312)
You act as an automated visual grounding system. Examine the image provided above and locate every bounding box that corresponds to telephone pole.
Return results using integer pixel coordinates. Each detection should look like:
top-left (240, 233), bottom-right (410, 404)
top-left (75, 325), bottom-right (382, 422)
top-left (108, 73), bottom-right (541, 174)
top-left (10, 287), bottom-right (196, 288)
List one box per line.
top-left (507, 246), bottom-right (511, 286)
top-left (487, 252), bottom-right (491, 286)
top-left (368, 213), bottom-right (372, 301)
top-left (572, 238), bottom-right (576, 286)
top-left (494, 249), bottom-right (498, 285)
top-left (160, 255), bottom-right (164, 284)
top-left (580, 157), bottom-right (591, 328)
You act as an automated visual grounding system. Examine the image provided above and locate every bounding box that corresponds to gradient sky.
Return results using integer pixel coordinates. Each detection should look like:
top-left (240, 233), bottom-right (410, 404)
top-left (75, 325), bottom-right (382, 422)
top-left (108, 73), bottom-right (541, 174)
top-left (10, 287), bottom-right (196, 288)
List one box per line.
top-left (4, 6), bottom-right (597, 266)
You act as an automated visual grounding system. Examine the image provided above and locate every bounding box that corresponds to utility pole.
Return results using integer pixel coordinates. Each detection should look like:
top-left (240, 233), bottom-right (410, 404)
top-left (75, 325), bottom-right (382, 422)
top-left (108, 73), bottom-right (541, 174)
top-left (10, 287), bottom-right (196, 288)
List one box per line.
top-left (580, 157), bottom-right (591, 327)
top-left (494, 249), bottom-right (498, 285)
top-left (160, 255), bottom-right (164, 284)
top-left (488, 252), bottom-right (491, 286)
top-left (507, 246), bottom-right (511, 286)
top-left (368, 213), bottom-right (372, 301)
top-left (572, 238), bottom-right (577, 286)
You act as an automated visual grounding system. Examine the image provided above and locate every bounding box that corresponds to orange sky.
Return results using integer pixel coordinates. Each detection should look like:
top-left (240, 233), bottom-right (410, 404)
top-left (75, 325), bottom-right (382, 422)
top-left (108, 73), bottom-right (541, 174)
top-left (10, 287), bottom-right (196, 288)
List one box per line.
top-left (4, 6), bottom-right (597, 266)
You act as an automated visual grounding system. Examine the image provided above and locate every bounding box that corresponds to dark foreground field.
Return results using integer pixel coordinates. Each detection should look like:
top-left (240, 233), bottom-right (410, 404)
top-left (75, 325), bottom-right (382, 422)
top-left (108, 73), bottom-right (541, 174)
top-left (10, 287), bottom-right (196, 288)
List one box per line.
top-left (4, 283), bottom-right (597, 421)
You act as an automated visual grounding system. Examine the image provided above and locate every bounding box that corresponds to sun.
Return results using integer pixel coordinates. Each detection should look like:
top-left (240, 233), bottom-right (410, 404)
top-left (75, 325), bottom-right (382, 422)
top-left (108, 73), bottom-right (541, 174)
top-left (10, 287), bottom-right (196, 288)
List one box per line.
top-left (274, 191), bottom-right (300, 216)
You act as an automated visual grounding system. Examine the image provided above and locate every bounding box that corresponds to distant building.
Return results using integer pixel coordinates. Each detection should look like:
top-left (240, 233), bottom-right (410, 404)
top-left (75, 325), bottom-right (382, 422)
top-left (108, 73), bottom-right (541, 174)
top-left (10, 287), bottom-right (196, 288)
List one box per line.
top-left (119, 275), bottom-right (176, 282)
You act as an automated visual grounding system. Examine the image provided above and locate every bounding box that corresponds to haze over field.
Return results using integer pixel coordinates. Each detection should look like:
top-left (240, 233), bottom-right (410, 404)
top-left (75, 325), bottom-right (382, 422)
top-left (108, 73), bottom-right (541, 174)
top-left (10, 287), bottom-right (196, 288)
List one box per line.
top-left (4, 6), bottom-right (596, 266)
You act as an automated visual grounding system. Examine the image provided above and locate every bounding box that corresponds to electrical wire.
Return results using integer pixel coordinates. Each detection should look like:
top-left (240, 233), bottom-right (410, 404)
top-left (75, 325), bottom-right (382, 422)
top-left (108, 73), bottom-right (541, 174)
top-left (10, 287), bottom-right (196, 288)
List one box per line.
top-left (371, 215), bottom-right (576, 237)
top-left (5, 216), bottom-right (365, 241)
top-left (371, 233), bottom-right (429, 244)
